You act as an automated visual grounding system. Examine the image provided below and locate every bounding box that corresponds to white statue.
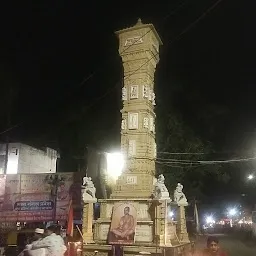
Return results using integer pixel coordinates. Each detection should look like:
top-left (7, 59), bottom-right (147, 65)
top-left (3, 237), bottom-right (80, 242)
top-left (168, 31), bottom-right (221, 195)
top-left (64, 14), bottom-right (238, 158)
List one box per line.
top-left (129, 113), bottom-right (138, 129)
top-left (174, 183), bottom-right (188, 206)
top-left (143, 117), bottom-right (149, 129)
top-left (149, 117), bottom-right (154, 132)
top-left (130, 85), bottom-right (138, 99)
top-left (148, 88), bottom-right (152, 101)
top-left (153, 143), bottom-right (157, 158)
top-left (153, 174), bottom-right (170, 200)
top-left (143, 85), bottom-right (148, 98)
top-left (121, 119), bottom-right (127, 130)
top-left (128, 140), bottom-right (136, 157)
top-left (82, 176), bottom-right (96, 202)
top-left (152, 92), bottom-right (156, 105)
top-left (122, 87), bottom-right (127, 100)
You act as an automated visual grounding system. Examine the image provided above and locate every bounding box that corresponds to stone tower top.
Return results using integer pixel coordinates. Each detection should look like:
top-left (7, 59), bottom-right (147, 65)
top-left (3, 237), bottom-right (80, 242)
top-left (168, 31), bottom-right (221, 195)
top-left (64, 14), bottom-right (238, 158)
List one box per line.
top-left (135, 18), bottom-right (143, 26)
top-left (115, 19), bottom-right (163, 48)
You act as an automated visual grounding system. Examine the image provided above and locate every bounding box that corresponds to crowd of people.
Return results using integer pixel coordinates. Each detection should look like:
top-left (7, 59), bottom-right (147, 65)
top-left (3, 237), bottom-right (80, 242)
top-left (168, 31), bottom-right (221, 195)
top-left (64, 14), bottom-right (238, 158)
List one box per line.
top-left (1, 225), bottom-right (228, 256)
top-left (18, 225), bottom-right (67, 256)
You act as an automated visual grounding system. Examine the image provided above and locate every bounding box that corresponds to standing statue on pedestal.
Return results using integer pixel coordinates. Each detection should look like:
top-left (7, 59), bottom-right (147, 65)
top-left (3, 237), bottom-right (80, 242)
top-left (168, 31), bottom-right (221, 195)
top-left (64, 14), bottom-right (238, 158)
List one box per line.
top-left (82, 176), bottom-right (96, 202)
top-left (174, 183), bottom-right (188, 206)
top-left (152, 174), bottom-right (170, 200)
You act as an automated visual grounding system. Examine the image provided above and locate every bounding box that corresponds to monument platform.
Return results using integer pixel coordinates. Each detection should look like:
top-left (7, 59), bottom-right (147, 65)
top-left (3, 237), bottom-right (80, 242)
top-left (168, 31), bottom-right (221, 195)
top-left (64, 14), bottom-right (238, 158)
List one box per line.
top-left (82, 198), bottom-right (190, 256)
top-left (83, 244), bottom-right (191, 256)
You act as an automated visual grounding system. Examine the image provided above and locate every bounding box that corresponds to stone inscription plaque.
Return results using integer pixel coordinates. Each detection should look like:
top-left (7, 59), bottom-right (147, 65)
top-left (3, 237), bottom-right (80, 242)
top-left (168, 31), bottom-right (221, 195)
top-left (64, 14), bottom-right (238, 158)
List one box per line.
top-left (135, 225), bottom-right (153, 242)
top-left (137, 203), bottom-right (150, 219)
top-left (99, 224), bottom-right (110, 240)
top-left (167, 223), bottom-right (176, 239)
top-left (126, 176), bottom-right (137, 184)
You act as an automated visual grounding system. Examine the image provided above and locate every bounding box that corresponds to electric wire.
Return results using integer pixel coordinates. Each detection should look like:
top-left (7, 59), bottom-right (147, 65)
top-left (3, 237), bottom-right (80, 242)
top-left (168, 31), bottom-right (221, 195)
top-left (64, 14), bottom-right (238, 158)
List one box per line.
top-left (76, 0), bottom-right (189, 89)
top-left (158, 152), bottom-right (209, 155)
top-left (0, 0), bottom-right (189, 136)
top-left (70, 0), bottom-right (224, 112)
top-left (156, 161), bottom-right (204, 169)
top-left (0, 122), bottom-right (24, 136)
top-left (32, 0), bottom-right (224, 143)
top-left (156, 156), bottom-right (256, 165)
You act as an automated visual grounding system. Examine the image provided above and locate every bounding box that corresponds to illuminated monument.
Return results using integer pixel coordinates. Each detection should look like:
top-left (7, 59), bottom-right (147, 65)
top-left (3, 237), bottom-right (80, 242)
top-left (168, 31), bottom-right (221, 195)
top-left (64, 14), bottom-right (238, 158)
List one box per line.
top-left (111, 18), bottom-right (160, 199)
top-left (82, 19), bottom-right (190, 256)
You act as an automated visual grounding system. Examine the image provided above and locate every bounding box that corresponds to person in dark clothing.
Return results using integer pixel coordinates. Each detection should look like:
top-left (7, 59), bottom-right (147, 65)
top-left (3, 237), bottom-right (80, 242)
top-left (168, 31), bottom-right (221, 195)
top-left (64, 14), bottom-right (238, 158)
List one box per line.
top-left (201, 236), bottom-right (228, 256)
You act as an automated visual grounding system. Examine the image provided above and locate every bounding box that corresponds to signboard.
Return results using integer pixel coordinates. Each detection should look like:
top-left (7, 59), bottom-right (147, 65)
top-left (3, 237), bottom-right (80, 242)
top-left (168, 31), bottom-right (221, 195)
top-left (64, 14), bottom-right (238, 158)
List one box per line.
top-left (55, 173), bottom-right (73, 221)
top-left (0, 173), bottom-right (79, 222)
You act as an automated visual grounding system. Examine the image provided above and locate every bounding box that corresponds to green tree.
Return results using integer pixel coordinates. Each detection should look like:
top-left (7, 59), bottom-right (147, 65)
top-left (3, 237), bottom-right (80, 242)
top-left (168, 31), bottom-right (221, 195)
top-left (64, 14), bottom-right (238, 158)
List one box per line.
top-left (156, 107), bottom-right (228, 200)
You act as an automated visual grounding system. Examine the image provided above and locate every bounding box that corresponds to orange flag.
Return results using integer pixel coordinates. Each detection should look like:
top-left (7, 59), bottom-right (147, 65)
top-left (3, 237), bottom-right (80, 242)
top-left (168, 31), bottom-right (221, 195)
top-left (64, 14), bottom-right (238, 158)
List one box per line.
top-left (66, 200), bottom-right (73, 237)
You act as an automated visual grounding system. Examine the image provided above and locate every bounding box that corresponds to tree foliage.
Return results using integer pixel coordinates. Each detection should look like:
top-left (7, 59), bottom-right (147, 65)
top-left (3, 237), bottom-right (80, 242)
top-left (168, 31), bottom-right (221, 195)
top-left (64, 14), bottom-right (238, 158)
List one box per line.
top-left (156, 107), bottom-right (229, 200)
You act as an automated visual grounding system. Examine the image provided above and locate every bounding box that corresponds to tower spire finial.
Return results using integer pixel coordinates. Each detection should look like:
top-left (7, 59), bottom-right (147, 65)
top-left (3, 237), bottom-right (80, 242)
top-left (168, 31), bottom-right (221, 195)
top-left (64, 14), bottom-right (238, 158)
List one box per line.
top-left (135, 18), bottom-right (143, 26)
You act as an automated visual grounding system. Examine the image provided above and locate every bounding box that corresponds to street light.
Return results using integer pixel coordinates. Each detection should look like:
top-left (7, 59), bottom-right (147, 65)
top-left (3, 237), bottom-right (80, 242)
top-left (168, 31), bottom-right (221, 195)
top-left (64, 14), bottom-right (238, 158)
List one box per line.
top-left (228, 208), bottom-right (237, 217)
top-left (169, 211), bottom-right (174, 217)
top-left (248, 174), bottom-right (254, 180)
top-left (206, 216), bottom-right (215, 224)
top-left (106, 152), bottom-right (124, 181)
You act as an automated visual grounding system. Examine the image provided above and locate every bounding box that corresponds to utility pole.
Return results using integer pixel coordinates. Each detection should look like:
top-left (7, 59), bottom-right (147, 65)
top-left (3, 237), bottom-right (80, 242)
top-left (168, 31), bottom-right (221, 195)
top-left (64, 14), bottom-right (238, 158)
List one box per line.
top-left (46, 174), bottom-right (64, 222)
top-left (4, 86), bottom-right (13, 174)
top-left (194, 198), bottom-right (201, 235)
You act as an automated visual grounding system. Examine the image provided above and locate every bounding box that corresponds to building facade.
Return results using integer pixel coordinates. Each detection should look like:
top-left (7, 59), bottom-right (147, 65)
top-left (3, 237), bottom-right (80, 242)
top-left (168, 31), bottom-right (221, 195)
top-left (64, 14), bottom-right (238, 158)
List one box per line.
top-left (0, 143), bottom-right (58, 174)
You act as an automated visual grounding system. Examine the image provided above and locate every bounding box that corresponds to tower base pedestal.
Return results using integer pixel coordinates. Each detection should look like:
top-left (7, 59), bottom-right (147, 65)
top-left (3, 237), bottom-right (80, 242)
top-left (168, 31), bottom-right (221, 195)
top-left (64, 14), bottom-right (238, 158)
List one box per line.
top-left (82, 198), bottom-right (190, 256)
top-left (82, 244), bottom-right (191, 256)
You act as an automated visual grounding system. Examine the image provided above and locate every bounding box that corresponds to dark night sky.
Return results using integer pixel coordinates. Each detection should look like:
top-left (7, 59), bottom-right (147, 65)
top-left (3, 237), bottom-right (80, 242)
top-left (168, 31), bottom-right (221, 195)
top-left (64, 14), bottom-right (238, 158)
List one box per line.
top-left (0, 1), bottom-right (254, 200)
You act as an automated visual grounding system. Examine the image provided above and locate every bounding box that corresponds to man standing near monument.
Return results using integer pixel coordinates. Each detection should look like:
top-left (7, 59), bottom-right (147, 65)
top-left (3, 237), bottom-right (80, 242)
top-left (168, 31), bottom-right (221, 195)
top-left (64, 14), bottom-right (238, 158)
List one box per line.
top-left (18, 228), bottom-right (46, 256)
top-left (31, 225), bottom-right (67, 256)
top-left (110, 206), bottom-right (135, 242)
top-left (200, 237), bottom-right (228, 256)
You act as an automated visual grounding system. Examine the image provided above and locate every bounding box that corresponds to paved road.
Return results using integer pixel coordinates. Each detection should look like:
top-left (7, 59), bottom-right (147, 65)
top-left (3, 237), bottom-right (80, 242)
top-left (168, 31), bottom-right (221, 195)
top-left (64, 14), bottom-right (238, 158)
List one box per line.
top-left (193, 233), bottom-right (256, 256)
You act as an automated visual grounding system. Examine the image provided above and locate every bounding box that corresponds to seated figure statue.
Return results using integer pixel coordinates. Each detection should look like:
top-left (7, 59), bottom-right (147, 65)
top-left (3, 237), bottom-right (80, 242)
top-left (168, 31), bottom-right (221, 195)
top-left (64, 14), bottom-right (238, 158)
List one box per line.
top-left (174, 183), bottom-right (188, 206)
top-left (109, 206), bottom-right (135, 242)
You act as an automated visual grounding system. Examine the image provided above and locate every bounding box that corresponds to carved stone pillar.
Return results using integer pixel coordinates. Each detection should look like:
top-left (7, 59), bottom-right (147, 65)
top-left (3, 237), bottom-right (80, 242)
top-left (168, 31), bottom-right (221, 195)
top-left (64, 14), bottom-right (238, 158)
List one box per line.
top-left (82, 201), bottom-right (96, 244)
top-left (177, 205), bottom-right (189, 243)
top-left (81, 176), bottom-right (97, 244)
top-left (154, 199), bottom-right (173, 246)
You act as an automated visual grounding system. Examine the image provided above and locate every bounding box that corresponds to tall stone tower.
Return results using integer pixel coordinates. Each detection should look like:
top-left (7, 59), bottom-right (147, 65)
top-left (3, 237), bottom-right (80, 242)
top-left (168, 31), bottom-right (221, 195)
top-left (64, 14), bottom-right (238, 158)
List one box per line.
top-left (82, 21), bottom-right (190, 255)
top-left (111, 19), bottom-right (162, 198)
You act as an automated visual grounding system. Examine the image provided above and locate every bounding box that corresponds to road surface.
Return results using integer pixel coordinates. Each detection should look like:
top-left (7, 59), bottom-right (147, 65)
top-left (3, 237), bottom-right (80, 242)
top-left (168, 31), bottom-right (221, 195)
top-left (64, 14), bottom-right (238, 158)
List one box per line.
top-left (193, 233), bottom-right (256, 256)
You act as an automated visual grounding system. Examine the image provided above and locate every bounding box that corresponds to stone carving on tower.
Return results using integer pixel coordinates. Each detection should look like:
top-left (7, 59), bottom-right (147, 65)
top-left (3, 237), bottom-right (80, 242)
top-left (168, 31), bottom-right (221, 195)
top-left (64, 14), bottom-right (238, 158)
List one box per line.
top-left (111, 18), bottom-right (162, 198)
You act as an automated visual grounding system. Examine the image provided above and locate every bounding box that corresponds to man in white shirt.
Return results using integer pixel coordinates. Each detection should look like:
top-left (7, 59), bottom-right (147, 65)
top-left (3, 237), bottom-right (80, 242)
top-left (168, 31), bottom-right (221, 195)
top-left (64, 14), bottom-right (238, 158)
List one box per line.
top-left (18, 228), bottom-right (46, 256)
top-left (31, 225), bottom-right (66, 256)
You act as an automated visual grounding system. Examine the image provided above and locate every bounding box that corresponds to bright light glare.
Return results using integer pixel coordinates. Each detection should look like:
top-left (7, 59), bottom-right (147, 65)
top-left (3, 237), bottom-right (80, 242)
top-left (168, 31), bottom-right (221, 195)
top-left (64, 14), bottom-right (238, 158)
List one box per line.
top-left (6, 159), bottom-right (18, 174)
top-left (206, 216), bottom-right (215, 224)
top-left (106, 153), bottom-right (124, 180)
top-left (248, 174), bottom-right (254, 180)
top-left (169, 211), bottom-right (174, 217)
top-left (228, 208), bottom-right (237, 216)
